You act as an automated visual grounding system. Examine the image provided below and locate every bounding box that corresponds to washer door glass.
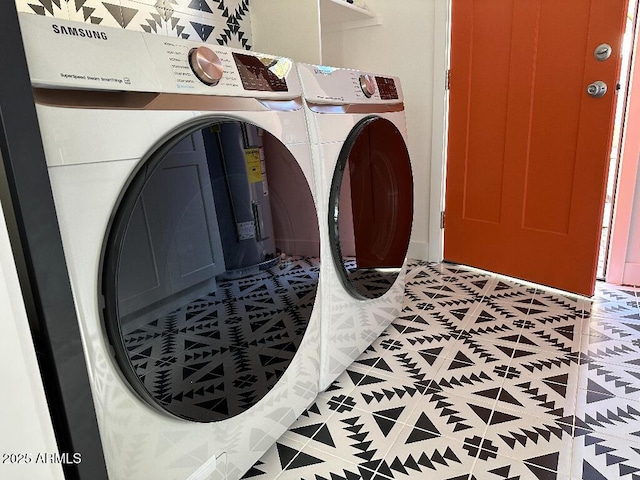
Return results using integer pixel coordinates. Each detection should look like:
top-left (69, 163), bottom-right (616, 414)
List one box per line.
top-left (330, 116), bottom-right (413, 299)
top-left (102, 120), bottom-right (320, 422)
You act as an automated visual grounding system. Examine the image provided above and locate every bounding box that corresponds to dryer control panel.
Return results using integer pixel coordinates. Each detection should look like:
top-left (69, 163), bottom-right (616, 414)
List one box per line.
top-left (296, 63), bottom-right (404, 105)
top-left (19, 13), bottom-right (300, 100)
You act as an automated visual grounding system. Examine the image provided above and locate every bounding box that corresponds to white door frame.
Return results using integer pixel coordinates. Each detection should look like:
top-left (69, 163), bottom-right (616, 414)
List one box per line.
top-left (608, 1), bottom-right (640, 285)
top-left (428, 0), bottom-right (451, 263)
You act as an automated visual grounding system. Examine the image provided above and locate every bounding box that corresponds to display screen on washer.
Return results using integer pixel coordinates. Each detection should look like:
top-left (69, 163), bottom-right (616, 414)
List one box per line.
top-left (232, 53), bottom-right (289, 92)
top-left (329, 116), bottom-right (413, 299)
top-left (102, 121), bottom-right (319, 422)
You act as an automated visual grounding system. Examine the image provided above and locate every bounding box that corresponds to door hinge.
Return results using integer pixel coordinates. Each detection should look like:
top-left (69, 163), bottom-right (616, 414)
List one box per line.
top-left (445, 69), bottom-right (451, 90)
top-left (440, 211), bottom-right (445, 229)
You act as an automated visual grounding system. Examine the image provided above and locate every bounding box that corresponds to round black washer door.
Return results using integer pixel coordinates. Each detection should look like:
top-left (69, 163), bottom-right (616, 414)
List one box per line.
top-left (101, 119), bottom-right (320, 422)
top-left (329, 116), bottom-right (413, 300)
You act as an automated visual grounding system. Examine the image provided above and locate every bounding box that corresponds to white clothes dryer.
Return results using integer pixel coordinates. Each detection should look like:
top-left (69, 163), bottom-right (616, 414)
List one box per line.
top-left (20, 13), bottom-right (322, 480)
top-left (297, 64), bottom-right (414, 391)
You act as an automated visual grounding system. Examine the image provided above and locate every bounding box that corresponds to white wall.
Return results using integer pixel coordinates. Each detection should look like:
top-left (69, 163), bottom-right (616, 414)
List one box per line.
top-left (251, 0), bottom-right (322, 63)
top-left (323, 0), bottom-right (449, 261)
top-left (608, 13), bottom-right (640, 287)
top-left (0, 201), bottom-right (64, 480)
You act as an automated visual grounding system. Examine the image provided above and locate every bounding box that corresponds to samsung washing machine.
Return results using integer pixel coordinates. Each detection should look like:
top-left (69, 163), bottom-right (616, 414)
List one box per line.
top-left (297, 64), bottom-right (414, 390)
top-left (19, 13), bottom-right (323, 480)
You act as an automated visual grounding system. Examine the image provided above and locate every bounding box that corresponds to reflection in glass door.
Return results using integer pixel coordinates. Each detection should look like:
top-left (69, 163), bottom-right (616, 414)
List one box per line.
top-left (102, 120), bottom-right (320, 422)
top-left (329, 116), bottom-right (413, 300)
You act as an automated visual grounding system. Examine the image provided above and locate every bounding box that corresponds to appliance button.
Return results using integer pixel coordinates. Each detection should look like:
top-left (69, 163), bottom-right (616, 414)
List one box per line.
top-left (188, 46), bottom-right (224, 86)
top-left (359, 74), bottom-right (376, 98)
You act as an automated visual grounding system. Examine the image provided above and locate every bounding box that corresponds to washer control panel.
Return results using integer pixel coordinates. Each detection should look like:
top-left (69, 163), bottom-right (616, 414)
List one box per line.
top-left (145, 35), bottom-right (295, 96)
top-left (297, 63), bottom-right (402, 105)
top-left (19, 13), bottom-right (300, 99)
top-left (146, 37), bottom-right (241, 91)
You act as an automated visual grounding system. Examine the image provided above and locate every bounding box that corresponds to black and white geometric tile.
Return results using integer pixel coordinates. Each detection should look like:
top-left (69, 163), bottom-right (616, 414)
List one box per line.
top-left (15, 0), bottom-right (253, 48)
top-left (343, 258), bottom-right (400, 299)
top-left (243, 261), bottom-right (640, 480)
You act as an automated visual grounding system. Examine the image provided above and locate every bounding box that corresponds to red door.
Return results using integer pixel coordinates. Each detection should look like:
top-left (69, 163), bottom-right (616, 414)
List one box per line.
top-left (445, 0), bottom-right (629, 296)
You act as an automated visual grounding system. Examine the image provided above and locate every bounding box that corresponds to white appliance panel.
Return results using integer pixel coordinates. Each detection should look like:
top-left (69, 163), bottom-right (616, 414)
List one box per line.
top-left (37, 107), bottom-right (197, 167)
top-left (298, 63), bottom-right (412, 391)
top-left (296, 63), bottom-right (404, 105)
top-left (38, 107), bottom-right (309, 168)
top-left (44, 111), bottom-right (321, 480)
top-left (310, 110), bottom-right (408, 146)
top-left (19, 13), bottom-right (162, 92)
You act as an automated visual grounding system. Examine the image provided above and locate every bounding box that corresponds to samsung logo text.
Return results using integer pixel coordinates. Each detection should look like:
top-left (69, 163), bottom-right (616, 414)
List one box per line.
top-left (52, 24), bottom-right (108, 40)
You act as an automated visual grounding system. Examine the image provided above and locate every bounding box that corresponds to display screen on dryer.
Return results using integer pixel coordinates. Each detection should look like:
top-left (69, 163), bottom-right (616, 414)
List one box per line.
top-left (233, 53), bottom-right (289, 92)
top-left (375, 76), bottom-right (399, 100)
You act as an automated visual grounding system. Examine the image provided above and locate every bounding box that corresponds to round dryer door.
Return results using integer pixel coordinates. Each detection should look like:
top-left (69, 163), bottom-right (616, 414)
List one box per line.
top-left (101, 119), bottom-right (320, 422)
top-left (329, 116), bottom-right (413, 299)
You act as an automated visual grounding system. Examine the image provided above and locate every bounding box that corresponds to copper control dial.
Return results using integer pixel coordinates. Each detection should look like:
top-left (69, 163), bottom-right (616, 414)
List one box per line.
top-left (359, 74), bottom-right (376, 98)
top-left (188, 46), bottom-right (223, 86)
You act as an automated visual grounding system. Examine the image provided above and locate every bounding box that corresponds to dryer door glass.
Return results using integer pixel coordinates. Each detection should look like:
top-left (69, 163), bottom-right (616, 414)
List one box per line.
top-left (102, 120), bottom-right (320, 422)
top-left (330, 116), bottom-right (413, 299)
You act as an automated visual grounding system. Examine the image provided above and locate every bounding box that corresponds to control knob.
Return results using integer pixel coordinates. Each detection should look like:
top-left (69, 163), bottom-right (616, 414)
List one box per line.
top-left (359, 74), bottom-right (376, 98)
top-left (188, 46), bottom-right (223, 86)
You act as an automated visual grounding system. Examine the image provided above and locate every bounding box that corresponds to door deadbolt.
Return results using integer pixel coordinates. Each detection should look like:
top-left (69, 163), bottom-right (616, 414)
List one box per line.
top-left (594, 43), bottom-right (613, 61)
top-left (587, 81), bottom-right (607, 98)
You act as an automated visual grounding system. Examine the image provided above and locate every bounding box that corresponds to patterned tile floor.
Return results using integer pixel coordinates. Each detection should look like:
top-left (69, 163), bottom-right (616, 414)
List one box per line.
top-left (243, 260), bottom-right (640, 480)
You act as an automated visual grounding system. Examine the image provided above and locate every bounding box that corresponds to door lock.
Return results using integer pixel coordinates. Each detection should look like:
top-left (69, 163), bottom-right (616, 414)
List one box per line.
top-left (586, 81), bottom-right (607, 98)
top-left (594, 43), bottom-right (613, 61)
